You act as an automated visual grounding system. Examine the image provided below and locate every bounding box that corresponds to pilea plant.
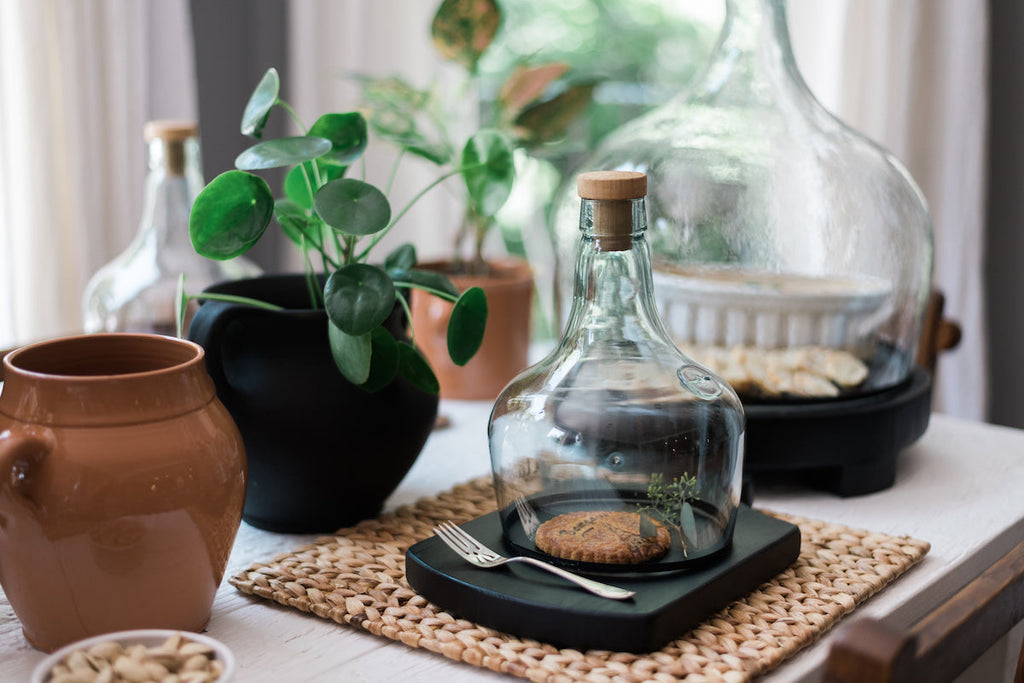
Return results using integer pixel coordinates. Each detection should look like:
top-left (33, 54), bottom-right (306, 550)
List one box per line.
top-left (359, 0), bottom-right (595, 274)
top-left (183, 67), bottom-right (515, 394)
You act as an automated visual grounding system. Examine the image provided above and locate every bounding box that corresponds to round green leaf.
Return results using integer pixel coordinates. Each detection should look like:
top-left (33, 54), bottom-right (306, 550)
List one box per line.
top-left (314, 178), bottom-right (392, 236)
top-left (398, 269), bottom-right (460, 299)
top-left (447, 286), bottom-right (487, 366)
top-left (189, 170), bottom-right (274, 260)
top-left (461, 130), bottom-right (515, 217)
top-left (241, 68), bottom-right (280, 138)
top-left (398, 342), bottom-right (440, 395)
top-left (324, 264), bottom-right (396, 336)
top-left (309, 113), bottom-right (368, 166)
top-left (284, 161), bottom-right (346, 209)
top-left (361, 326), bottom-right (400, 393)
top-left (235, 136), bottom-right (332, 171)
top-left (328, 320), bottom-right (371, 385)
top-left (384, 243), bottom-right (417, 273)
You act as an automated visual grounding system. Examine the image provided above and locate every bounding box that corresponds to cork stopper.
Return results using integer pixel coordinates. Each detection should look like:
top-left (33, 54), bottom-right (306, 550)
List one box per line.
top-left (577, 171), bottom-right (647, 200)
top-left (144, 120), bottom-right (198, 176)
top-left (577, 171), bottom-right (647, 251)
top-left (143, 120), bottom-right (198, 143)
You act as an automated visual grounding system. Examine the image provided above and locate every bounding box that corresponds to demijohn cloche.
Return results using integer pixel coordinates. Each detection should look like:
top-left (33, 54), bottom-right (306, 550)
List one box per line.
top-left (555, 0), bottom-right (933, 403)
top-left (489, 171), bottom-right (744, 571)
top-left (83, 120), bottom-right (260, 335)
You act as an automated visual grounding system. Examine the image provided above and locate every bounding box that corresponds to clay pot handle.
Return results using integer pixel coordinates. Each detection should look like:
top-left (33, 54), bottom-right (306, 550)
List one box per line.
top-left (0, 426), bottom-right (54, 500)
top-left (187, 299), bottom-right (278, 402)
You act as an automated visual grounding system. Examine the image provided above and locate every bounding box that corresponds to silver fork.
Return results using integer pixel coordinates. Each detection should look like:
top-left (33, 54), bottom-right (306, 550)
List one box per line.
top-left (433, 521), bottom-right (635, 600)
top-left (513, 496), bottom-right (540, 537)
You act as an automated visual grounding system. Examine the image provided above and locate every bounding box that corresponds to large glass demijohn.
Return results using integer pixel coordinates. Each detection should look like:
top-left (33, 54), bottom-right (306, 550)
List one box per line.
top-left (554, 0), bottom-right (933, 401)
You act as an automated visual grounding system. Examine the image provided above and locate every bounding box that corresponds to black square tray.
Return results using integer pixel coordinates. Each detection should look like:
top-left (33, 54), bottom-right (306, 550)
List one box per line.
top-left (405, 505), bottom-right (800, 653)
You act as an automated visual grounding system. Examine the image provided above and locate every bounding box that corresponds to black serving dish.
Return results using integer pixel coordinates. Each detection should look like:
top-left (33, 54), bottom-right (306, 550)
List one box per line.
top-left (406, 505), bottom-right (800, 653)
top-left (743, 366), bottom-right (932, 496)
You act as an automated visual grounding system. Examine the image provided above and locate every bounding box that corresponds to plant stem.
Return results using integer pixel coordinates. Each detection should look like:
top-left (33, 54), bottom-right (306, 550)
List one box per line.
top-left (277, 100), bottom-right (308, 134)
top-left (395, 290), bottom-right (415, 345)
top-left (391, 280), bottom-right (459, 303)
top-left (188, 293), bottom-right (285, 311)
top-left (386, 148), bottom-right (407, 196)
top-left (354, 168), bottom-right (462, 262)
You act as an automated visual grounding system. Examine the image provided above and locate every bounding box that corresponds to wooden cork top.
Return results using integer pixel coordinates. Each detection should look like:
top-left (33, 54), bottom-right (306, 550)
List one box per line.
top-left (144, 119), bottom-right (198, 143)
top-left (577, 171), bottom-right (647, 200)
top-left (578, 171), bottom-right (647, 251)
top-left (143, 120), bottom-right (198, 175)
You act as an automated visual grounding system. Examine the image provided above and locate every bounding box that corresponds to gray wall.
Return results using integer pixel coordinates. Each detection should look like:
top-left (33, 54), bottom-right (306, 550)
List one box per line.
top-left (190, 0), bottom-right (289, 273)
top-left (985, 0), bottom-right (1024, 428)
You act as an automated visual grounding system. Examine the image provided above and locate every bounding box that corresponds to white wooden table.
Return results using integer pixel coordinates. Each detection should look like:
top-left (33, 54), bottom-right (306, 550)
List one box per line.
top-left (3, 402), bottom-right (1024, 682)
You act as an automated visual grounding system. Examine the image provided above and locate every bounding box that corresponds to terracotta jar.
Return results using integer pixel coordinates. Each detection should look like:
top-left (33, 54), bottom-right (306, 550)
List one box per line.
top-left (0, 333), bottom-right (247, 652)
top-left (411, 258), bottom-right (534, 400)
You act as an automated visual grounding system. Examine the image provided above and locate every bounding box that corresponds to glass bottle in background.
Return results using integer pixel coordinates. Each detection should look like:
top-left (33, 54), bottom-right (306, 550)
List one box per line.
top-left (489, 171), bottom-right (744, 570)
top-left (83, 120), bottom-right (260, 335)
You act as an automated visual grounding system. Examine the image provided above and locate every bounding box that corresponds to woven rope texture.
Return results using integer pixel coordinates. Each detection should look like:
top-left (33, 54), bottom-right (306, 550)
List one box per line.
top-left (230, 477), bottom-right (930, 682)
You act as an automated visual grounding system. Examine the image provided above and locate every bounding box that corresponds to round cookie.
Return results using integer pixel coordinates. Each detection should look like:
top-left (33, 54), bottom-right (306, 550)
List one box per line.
top-left (534, 510), bottom-right (671, 564)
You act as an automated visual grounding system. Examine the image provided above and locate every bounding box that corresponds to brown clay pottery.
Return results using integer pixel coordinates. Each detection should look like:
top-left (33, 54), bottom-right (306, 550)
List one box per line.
top-left (0, 334), bottom-right (247, 652)
top-left (411, 258), bottom-right (534, 400)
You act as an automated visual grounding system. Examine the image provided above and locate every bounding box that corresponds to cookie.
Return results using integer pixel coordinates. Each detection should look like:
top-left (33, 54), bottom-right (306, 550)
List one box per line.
top-left (534, 511), bottom-right (671, 564)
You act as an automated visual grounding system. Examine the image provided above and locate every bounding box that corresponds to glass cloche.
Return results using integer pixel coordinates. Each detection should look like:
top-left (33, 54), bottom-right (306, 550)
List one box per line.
top-left (553, 0), bottom-right (933, 403)
top-left (489, 171), bottom-right (744, 571)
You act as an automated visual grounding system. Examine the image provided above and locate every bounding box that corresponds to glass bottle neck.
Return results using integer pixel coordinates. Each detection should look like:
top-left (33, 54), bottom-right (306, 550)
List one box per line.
top-left (561, 197), bottom-right (672, 347)
top-left (138, 136), bottom-right (203, 248)
top-left (698, 0), bottom-right (812, 108)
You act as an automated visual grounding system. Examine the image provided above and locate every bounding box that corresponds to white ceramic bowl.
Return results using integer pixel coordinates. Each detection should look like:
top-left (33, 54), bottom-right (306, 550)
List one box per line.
top-left (652, 265), bottom-right (891, 351)
top-left (31, 629), bottom-right (235, 683)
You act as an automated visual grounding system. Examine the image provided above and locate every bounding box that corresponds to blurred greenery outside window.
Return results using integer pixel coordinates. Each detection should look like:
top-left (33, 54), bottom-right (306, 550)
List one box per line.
top-left (474, 0), bottom-right (722, 336)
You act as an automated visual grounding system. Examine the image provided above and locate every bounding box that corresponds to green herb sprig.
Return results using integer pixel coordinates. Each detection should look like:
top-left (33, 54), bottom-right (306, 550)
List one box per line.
top-left (637, 473), bottom-right (700, 555)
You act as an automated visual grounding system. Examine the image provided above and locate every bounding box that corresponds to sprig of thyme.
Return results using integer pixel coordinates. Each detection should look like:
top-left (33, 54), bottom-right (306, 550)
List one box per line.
top-left (637, 473), bottom-right (699, 553)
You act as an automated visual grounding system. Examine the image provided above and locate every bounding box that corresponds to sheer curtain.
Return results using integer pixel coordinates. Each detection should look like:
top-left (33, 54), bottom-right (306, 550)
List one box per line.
top-left (789, 0), bottom-right (989, 419)
top-left (0, 0), bottom-right (197, 349)
top-left (286, 1), bottom-right (466, 273)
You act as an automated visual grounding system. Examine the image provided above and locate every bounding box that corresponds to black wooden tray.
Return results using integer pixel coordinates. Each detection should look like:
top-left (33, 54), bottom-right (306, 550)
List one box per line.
top-left (405, 505), bottom-right (800, 653)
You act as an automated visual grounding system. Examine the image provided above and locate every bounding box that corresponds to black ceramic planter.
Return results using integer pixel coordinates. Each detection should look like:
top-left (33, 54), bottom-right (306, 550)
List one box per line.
top-left (188, 275), bottom-right (439, 533)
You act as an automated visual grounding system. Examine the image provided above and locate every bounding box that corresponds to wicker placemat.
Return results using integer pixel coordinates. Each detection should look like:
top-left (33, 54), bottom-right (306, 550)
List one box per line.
top-left (230, 477), bottom-right (930, 681)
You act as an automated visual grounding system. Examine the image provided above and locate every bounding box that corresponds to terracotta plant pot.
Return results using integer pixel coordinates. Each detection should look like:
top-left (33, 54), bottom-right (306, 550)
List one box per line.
top-left (411, 258), bottom-right (534, 401)
top-left (187, 274), bottom-right (438, 533)
top-left (0, 334), bottom-right (246, 652)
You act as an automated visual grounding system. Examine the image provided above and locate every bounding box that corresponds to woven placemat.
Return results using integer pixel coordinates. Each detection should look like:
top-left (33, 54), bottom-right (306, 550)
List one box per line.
top-left (230, 477), bottom-right (930, 681)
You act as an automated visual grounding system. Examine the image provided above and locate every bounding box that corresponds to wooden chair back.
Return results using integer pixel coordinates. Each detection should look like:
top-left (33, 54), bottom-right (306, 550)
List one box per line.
top-left (824, 539), bottom-right (1024, 683)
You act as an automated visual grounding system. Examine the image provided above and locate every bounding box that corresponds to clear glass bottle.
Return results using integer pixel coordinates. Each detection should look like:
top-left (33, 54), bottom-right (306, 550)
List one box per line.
top-left (553, 0), bottom-right (933, 400)
top-left (83, 120), bottom-right (260, 335)
top-left (489, 171), bottom-right (745, 571)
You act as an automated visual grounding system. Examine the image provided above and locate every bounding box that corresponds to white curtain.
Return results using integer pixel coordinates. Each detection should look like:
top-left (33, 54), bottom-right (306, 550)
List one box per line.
top-left (789, 0), bottom-right (989, 419)
top-left (0, 0), bottom-right (197, 349)
top-left (286, 0), bottom-right (467, 272)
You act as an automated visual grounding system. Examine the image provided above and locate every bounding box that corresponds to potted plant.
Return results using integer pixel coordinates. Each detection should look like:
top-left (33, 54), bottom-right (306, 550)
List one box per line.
top-left (181, 67), bottom-right (513, 533)
top-left (358, 0), bottom-right (595, 399)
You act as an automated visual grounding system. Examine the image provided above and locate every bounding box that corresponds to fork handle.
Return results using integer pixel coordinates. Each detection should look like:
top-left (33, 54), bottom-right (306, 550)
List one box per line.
top-left (509, 557), bottom-right (635, 600)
